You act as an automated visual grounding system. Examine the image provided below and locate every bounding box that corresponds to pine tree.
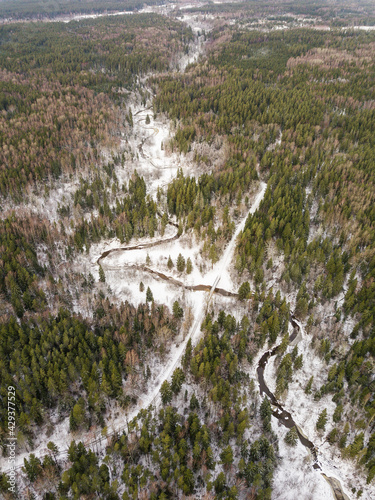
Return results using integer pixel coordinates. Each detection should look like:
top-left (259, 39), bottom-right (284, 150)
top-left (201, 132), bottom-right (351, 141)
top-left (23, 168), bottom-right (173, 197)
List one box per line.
top-left (294, 354), bottom-right (303, 370)
top-left (284, 426), bottom-right (298, 446)
top-left (316, 408), bottom-right (328, 431)
top-left (160, 380), bottom-right (172, 405)
top-left (208, 245), bottom-right (218, 266)
top-left (260, 397), bottom-right (272, 433)
top-left (305, 376), bottom-right (314, 394)
top-left (24, 454), bottom-right (42, 482)
top-left (99, 264), bottom-right (105, 283)
top-left (177, 253), bottom-right (186, 272)
top-left (238, 281), bottom-right (250, 301)
top-left (171, 368), bottom-right (185, 394)
top-left (139, 281), bottom-right (144, 292)
top-left (186, 257), bottom-right (193, 274)
top-left (146, 286), bottom-right (153, 302)
top-left (145, 114), bottom-right (150, 124)
top-left (220, 445), bottom-right (234, 468)
top-left (189, 393), bottom-right (199, 410)
top-left (173, 300), bottom-right (183, 319)
top-left (167, 255), bottom-right (173, 270)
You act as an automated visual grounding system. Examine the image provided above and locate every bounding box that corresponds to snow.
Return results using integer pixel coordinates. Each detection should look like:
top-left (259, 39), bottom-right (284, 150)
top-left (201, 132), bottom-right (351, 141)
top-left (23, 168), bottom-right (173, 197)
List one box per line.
top-left (124, 102), bottom-right (200, 199)
top-left (256, 318), bottom-right (375, 499)
top-left (0, 173), bottom-right (267, 476)
top-left (3, 8), bottom-right (374, 498)
top-left (272, 426), bottom-right (334, 500)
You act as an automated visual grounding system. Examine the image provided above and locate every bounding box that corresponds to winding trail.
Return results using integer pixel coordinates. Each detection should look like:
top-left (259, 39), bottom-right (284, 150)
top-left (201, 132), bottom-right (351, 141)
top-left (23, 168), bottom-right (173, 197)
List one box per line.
top-left (0, 180), bottom-right (267, 475)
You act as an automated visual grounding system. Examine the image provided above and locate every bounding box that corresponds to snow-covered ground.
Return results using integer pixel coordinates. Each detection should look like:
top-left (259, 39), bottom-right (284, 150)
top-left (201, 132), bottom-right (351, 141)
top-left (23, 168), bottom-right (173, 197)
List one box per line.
top-left (3, 8), bottom-right (373, 499)
top-left (250, 312), bottom-right (375, 500)
top-left (0, 175), bottom-right (267, 475)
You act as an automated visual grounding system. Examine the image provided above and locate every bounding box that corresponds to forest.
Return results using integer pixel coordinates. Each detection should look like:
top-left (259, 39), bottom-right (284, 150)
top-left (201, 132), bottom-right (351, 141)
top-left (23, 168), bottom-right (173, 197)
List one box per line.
top-left (0, 14), bottom-right (192, 197)
top-left (1, 1), bottom-right (375, 498)
top-left (155, 23), bottom-right (375, 484)
top-left (0, 0), bottom-right (166, 20)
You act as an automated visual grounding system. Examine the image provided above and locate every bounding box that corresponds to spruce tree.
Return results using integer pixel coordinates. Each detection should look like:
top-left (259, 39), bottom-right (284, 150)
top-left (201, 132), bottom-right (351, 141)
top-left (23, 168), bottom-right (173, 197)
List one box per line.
top-left (186, 257), bottom-right (193, 274)
top-left (316, 408), bottom-right (328, 431)
top-left (99, 264), bottom-right (105, 283)
top-left (146, 286), bottom-right (153, 302)
top-left (284, 426), bottom-right (298, 446)
top-left (177, 253), bottom-right (185, 272)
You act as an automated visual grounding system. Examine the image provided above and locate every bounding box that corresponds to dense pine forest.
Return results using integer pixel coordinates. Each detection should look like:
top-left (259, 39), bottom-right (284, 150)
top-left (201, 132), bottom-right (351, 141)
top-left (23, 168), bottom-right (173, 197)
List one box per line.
top-left (0, 0), bottom-right (166, 20)
top-left (1, 1), bottom-right (375, 499)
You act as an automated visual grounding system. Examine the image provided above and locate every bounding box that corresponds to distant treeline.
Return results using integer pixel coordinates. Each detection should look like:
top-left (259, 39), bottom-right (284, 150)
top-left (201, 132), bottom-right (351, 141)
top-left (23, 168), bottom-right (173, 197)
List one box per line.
top-left (0, 0), bottom-right (167, 20)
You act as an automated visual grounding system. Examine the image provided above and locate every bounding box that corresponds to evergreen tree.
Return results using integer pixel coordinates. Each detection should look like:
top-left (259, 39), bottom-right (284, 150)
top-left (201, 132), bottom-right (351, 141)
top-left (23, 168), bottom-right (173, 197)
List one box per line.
top-left (160, 380), bottom-right (173, 405)
top-left (284, 426), bottom-right (298, 446)
top-left (171, 368), bottom-right (185, 394)
top-left (260, 397), bottom-right (272, 433)
top-left (24, 454), bottom-right (42, 483)
top-left (167, 255), bottom-right (173, 270)
top-left (186, 257), bottom-right (193, 274)
top-left (238, 281), bottom-right (250, 301)
top-left (173, 300), bottom-right (183, 319)
top-left (146, 286), bottom-right (153, 302)
top-left (220, 445), bottom-right (234, 468)
top-left (305, 376), bottom-right (314, 395)
top-left (177, 253), bottom-right (186, 272)
top-left (316, 408), bottom-right (328, 431)
top-left (99, 264), bottom-right (105, 283)
top-left (189, 393), bottom-right (199, 410)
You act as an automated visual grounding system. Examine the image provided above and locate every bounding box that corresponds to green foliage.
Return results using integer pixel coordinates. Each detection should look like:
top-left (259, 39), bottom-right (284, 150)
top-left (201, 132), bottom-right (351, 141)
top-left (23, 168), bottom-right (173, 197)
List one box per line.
top-left (189, 393), bottom-right (199, 411)
top-left (171, 368), bottom-right (185, 395)
top-left (186, 257), bottom-right (193, 274)
top-left (23, 454), bottom-right (42, 483)
top-left (0, 0), bottom-right (166, 19)
top-left (284, 426), bottom-right (298, 447)
top-left (260, 397), bottom-right (272, 433)
top-left (316, 409), bottom-right (328, 431)
top-left (220, 445), bottom-right (234, 467)
top-left (305, 376), bottom-right (314, 395)
top-left (160, 380), bottom-right (172, 405)
top-left (0, 303), bottom-right (174, 434)
top-left (146, 286), bottom-right (153, 302)
top-left (176, 253), bottom-right (186, 273)
top-left (69, 398), bottom-right (86, 431)
top-left (60, 441), bottom-right (114, 498)
top-left (166, 168), bottom-right (250, 239)
top-left (72, 172), bottom-right (159, 251)
top-left (99, 265), bottom-right (106, 283)
top-left (0, 15), bottom-right (192, 197)
top-left (238, 281), bottom-right (251, 301)
top-left (0, 216), bottom-right (46, 316)
top-left (173, 300), bottom-right (183, 319)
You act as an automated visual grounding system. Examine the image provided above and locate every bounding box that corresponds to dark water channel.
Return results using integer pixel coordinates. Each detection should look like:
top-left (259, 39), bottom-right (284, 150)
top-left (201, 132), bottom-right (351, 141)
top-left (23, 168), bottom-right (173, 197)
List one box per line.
top-left (257, 316), bottom-right (349, 500)
top-left (98, 241), bottom-right (349, 500)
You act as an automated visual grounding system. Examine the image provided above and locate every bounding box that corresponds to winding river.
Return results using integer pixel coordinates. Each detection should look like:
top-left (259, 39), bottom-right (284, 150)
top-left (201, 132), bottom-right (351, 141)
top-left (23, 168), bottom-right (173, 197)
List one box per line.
top-left (99, 238), bottom-right (349, 500)
top-left (257, 318), bottom-right (349, 500)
